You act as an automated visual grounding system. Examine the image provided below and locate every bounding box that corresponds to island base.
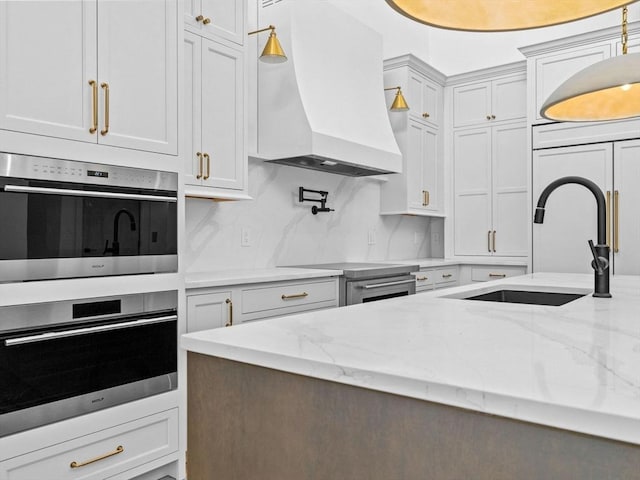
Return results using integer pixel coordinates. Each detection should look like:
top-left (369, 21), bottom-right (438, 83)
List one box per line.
top-left (187, 352), bottom-right (640, 479)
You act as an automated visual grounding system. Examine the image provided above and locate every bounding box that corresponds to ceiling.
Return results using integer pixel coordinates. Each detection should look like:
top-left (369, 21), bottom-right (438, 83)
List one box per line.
top-left (328, 1), bottom-right (639, 76)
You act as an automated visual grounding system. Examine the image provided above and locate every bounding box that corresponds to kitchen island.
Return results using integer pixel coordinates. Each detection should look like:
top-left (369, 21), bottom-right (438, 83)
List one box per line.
top-left (181, 273), bottom-right (640, 479)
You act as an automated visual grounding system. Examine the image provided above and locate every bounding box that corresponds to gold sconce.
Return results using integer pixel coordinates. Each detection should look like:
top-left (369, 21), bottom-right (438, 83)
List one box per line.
top-left (541, 6), bottom-right (640, 122)
top-left (247, 25), bottom-right (287, 63)
top-left (385, 86), bottom-right (410, 112)
top-left (385, 0), bottom-right (634, 32)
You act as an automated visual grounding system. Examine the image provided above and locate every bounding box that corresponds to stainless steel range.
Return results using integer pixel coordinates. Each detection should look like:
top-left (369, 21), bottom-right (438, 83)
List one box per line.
top-left (295, 262), bottom-right (419, 306)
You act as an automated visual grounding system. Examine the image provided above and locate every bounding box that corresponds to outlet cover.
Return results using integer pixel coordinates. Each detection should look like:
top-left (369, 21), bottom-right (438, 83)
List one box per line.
top-left (241, 227), bottom-right (252, 247)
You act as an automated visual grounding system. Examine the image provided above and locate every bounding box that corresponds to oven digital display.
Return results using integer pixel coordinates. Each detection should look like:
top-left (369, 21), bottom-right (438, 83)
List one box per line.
top-left (87, 170), bottom-right (109, 178)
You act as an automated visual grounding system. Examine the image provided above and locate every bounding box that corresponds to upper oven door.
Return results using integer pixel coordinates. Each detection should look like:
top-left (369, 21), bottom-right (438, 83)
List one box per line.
top-left (0, 177), bottom-right (177, 281)
top-left (346, 274), bottom-right (416, 305)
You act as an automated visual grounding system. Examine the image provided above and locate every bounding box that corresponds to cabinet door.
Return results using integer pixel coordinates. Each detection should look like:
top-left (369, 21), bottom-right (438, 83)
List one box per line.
top-left (200, 39), bottom-right (245, 191)
top-left (533, 43), bottom-right (611, 123)
top-left (184, 32), bottom-right (203, 186)
top-left (532, 144), bottom-right (613, 273)
top-left (0, 0), bottom-right (97, 143)
top-left (492, 123), bottom-right (528, 256)
top-left (454, 128), bottom-right (492, 255)
top-left (453, 81), bottom-right (491, 128)
top-left (491, 75), bottom-right (526, 123)
top-left (97, 0), bottom-right (178, 155)
top-left (187, 291), bottom-right (233, 333)
top-left (185, 0), bottom-right (244, 46)
top-left (613, 140), bottom-right (640, 275)
top-left (407, 122), bottom-right (439, 211)
top-left (407, 71), bottom-right (440, 128)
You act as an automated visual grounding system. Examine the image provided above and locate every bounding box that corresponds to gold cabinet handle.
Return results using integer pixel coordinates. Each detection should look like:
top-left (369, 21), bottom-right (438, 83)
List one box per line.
top-left (492, 230), bottom-right (497, 252)
top-left (100, 82), bottom-right (109, 136)
top-left (487, 230), bottom-right (491, 252)
top-left (195, 14), bottom-right (204, 21)
top-left (196, 152), bottom-right (203, 179)
top-left (614, 190), bottom-right (620, 253)
top-left (416, 276), bottom-right (428, 281)
top-left (424, 190), bottom-right (429, 206)
top-left (442, 273), bottom-right (452, 278)
top-left (203, 153), bottom-right (210, 180)
top-left (88, 80), bottom-right (98, 134)
top-left (70, 445), bottom-right (124, 469)
top-left (225, 298), bottom-right (233, 327)
top-left (606, 190), bottom-right (611, 247)
top-left (202, 17), bottom-right (211, 24)
top-left (489, 273), bottom-right (507, 278)
top-left (281, 292), bottom-right (308, 300)
top-left (422, 112), bottom-right (430, 118)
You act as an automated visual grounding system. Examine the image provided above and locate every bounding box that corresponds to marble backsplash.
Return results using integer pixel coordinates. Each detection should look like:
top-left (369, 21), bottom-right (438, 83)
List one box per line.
top-left (184, 159), bottom-right (443, 272)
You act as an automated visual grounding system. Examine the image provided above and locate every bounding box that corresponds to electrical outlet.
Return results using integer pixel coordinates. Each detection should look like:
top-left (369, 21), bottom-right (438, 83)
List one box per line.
top-left (368, 230), bottom-right (376, 245)
top-left (241, 227), bottom-right (252, 247)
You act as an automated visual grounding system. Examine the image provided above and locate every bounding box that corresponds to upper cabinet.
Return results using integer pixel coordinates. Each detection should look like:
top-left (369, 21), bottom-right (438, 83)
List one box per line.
top-left (0, 0), bottom-right (178, 156)
top-left (184, 0), bottom-right (245, 46)
top-left (380, 55), bottom-right (445, 216)
top-left (183, 0), bottom-right (248, 200)
top-left (452, 71), bottom-right (526, 128)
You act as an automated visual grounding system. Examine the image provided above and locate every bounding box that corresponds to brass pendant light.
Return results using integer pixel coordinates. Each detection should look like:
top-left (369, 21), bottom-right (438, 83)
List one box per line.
top-left (385, 86), bottom-right (410, 111)
top-left (541, 6), bottom-right (640, 121)
top-left (385, 0), bottom-right (635, 32)
top-left (248, 25), bottom-right (288, 63)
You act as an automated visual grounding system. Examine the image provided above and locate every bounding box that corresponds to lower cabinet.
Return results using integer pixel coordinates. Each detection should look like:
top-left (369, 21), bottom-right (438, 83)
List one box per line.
top-left (460, 265), bottom-right (527, 284)
top-left (415, 264), bottom-right (528, 292)
top-left (186, 277), bottom-right (339, 332)
top-left (0, 409), bottom-right (178, 480)
top-left (414, 267), bottom-right (459, 292)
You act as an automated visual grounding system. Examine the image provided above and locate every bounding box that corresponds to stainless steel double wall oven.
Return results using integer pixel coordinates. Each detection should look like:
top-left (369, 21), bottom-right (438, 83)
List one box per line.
top-left (0, 152), bottom-right (178, 282)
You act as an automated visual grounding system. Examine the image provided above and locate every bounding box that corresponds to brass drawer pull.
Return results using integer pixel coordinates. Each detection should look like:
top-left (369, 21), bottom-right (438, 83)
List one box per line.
top-left (203, 153), bottom-right (210, 180)
top-left (488, 273), bottom-right (507, 278)
top-left (422, 112), bottom-right (430, 118)
top-left (492, 230), bottom-right (497, 253)
top-left (614, 190), bottom-right (620, 253)
top-left (70, 445), bottom-right (124, 469)
top-left (282, 292), bottom-right (308, 300)
top-left (442, 273), bottom-right (452, 278)
top-left (88, 80), bottom-right (98, 134)
top-left (416, 276), bottom-right (428, 281)
top-left (100, 82), bottom-right (110, 136)
top-left (225, 298), bottom-right (233, 327)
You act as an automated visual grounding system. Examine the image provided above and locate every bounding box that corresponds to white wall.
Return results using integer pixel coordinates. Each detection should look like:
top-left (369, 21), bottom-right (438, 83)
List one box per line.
top-left (184, 159), bottom-right (441, 272)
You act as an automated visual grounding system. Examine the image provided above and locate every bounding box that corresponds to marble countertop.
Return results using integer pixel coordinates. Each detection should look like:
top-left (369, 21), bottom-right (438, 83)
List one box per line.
top-left (182, 273), bottom-right (640, 445)
top-left (387, 257), bottom-right (529, 268)
top-left (185, 267), bottom-right (343, 289)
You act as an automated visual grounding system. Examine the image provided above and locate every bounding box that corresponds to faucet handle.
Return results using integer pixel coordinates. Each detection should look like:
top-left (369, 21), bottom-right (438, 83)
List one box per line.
top-left (588, 239), bottom-right (607, 274)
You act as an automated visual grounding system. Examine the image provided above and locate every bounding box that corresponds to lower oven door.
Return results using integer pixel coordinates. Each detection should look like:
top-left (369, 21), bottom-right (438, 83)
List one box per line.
top-left (345, 274), bottom-right (416, 305)
top-left (0, 312), bottom-right (177, 437)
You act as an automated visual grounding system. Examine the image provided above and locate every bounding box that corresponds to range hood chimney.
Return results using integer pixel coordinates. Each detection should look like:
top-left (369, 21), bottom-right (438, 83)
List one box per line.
top-left (254, 0), bottom-right (402, 176)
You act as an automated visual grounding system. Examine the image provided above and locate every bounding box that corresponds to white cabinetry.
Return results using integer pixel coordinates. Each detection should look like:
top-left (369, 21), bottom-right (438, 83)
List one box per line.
top-left (452, 72), bottom-right (526, 128)
top-left (0, 409), bottom-right (178, 480)
top-left (183, 7), bottom-right (248, 200)
top-left (381, 55), bottom-right (445, 216)
top-left (186, 277), bottom-right (339, 331)
top-left (184, 0), bottom-right (244, 46)
top-left (414, 267), bottom-right (458, 292)
top-left (453, 123), bottom-right (528, 257)
top-left (532, 140), bottom-right (640, 275)
top-left (0, 0), bottom-right (178, 156)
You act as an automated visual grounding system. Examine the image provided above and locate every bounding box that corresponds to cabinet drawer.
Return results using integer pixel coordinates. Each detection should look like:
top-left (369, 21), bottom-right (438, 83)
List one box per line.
top-left (413, 272), bottom-right (435, 291)
top-left (242, 280), bottom-right (337, 315)
top-left (1, 409), bottom-right (178, 480)
top-left (434, 268), bottom-right (458, 285)
top-left (471, 266), bottom-right (526, 282)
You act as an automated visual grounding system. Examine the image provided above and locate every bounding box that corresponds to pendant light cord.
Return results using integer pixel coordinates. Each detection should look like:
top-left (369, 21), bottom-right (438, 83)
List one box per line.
top-left (622, 6), bottom-right (628, 55)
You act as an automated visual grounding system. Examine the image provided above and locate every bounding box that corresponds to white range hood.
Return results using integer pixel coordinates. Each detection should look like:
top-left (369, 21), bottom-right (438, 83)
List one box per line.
top-left (255, 0), bottom-right (402, 176)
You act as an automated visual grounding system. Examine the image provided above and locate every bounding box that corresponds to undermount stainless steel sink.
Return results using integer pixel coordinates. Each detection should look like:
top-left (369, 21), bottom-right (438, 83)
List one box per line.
top-left (442, 285), bottom-right (591, 306)
top-left (462, 289), bottom-right (586, 306)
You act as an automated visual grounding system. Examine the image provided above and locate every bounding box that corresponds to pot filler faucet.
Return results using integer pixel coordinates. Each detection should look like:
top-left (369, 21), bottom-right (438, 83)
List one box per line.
top-left (533, 176), bottom-right (611, 298)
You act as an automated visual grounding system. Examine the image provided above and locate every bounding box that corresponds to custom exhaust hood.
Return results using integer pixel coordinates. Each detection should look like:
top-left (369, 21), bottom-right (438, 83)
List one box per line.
top-left (254, 0), bottom-right (403, 176)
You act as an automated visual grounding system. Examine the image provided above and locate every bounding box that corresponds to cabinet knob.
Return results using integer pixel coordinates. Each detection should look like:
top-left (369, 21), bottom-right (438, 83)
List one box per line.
top-left (486, 115), bottom-right (491, 120)
top-left (203, 17), bottom-right (211, 25)
top-left (491, 114), bottom-right (496, 120)
top-left (195, 14), bottom-right (204, 21)
top-left (422, 112), bottom-right (430, 118)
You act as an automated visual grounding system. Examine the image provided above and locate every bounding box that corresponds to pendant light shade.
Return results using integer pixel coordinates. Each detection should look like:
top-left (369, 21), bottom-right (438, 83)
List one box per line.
top-left (248, 25), bottom-right (288, 64)
top-left (385, 86), bottom-right (410, 112)
top-left (541, 53), bottom-right (640, 121)
top-left (385, 0), bottom-right (635, 31)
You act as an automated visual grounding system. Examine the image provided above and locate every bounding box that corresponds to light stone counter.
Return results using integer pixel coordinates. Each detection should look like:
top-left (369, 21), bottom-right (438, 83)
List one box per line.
top-left (181, 272), bottom-right (640, 445)
top-left (185, 267), bottom-right (342, 289)
top-left (387, 257), bottom-right (529, 268)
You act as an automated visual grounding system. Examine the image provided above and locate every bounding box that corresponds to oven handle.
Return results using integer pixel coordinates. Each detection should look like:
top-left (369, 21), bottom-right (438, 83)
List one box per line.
top-left (4, 185), bottom-right (177, 203)
top-left (359, 279), bottom-right (416, 290)
top-left (4, 315), bottom-right (177, 347)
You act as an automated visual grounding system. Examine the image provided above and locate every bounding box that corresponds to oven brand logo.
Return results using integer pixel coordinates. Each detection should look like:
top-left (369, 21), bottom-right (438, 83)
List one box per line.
top-left (91, 264), bottom-right (105, 269)
top-left (91, 397), bottom-right (105, 404)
